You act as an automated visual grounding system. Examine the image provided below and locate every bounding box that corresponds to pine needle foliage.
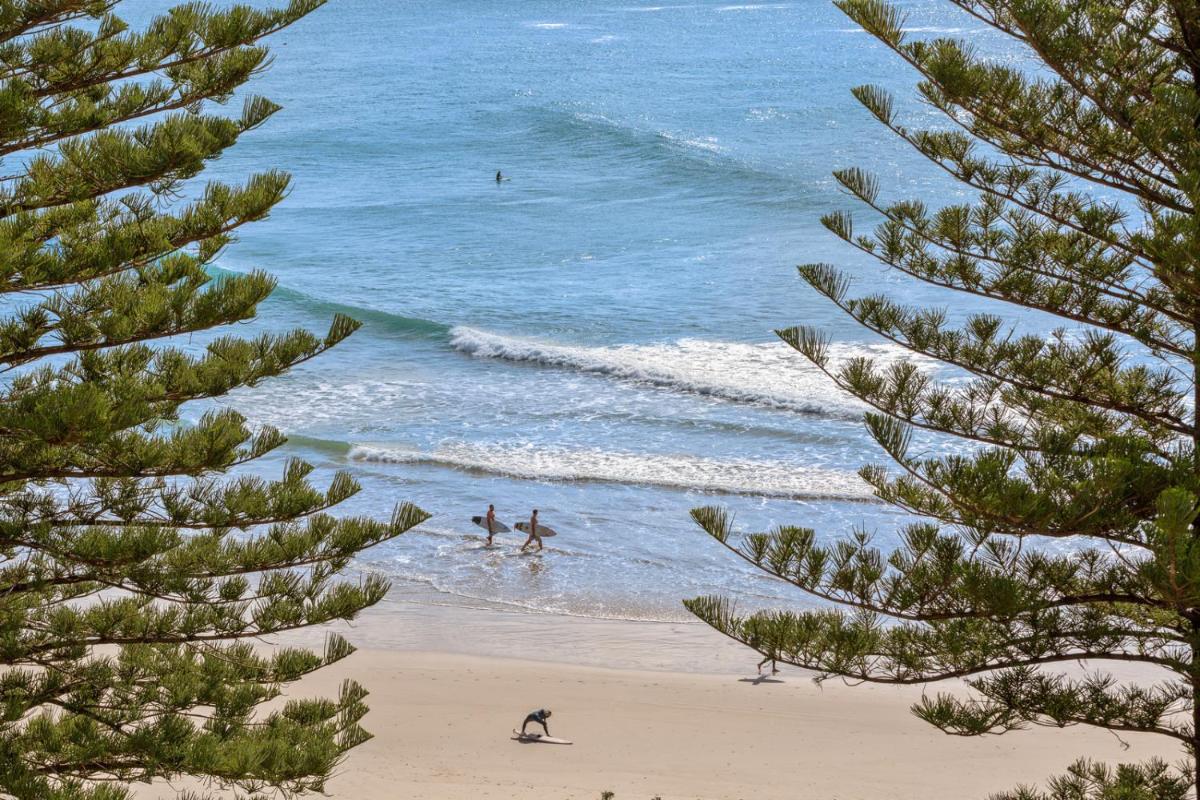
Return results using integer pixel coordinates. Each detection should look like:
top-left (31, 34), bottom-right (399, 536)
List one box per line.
top-left (0, 2), bottom-right (429, 798)
top-left (687, 0), bottom-right (1200, 796)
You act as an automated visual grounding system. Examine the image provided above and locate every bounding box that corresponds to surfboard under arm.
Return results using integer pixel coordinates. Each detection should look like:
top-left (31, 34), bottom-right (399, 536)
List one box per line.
top-left (514, 521), bottom-right (557, 537)
top-left (471, 516), bottom-right (511, 533)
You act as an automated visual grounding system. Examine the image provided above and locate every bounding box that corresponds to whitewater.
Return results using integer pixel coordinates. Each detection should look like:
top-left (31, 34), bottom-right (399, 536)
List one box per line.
top-left (348, 441), bottom-right (876, 500)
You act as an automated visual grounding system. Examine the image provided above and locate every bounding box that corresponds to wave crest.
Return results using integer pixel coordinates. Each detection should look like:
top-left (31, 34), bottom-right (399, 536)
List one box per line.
top-left (209, 264), bottom-right (448, 340)
top-left (270, 285), bottom-right (449, 339)
top-left (449, 326), bottom-right (913, 417)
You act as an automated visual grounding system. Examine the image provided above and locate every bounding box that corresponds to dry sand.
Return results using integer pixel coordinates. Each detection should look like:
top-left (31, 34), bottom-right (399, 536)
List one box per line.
top-left (244, 592), bottom-right (1177, 800)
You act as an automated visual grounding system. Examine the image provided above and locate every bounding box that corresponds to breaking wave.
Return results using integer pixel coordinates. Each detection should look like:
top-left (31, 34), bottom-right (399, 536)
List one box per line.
top-left (450, 326), bottom-right (922, 418)
top-left (348, 441), bottom-right (876, 501)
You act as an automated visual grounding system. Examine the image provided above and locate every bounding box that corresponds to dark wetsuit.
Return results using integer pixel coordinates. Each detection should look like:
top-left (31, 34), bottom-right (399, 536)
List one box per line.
top-left (522, 708), bottom-right (550, 735)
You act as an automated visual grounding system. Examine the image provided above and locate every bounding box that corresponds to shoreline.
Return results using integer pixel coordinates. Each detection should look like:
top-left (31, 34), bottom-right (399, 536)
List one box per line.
top-left (220, 591), bottom-right (1179, 800)
top-left (338, 583), bottom-right (760, 674)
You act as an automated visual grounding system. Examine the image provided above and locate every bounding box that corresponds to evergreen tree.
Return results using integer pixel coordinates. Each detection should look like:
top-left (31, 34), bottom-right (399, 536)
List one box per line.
top-left (0, 2), bottom-right (428, 797)
top-left (686, 0), bottom-right (1200, 796)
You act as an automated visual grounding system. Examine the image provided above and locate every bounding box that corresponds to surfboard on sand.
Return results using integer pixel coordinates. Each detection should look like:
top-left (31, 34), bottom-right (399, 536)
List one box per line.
top-left (514, 521), bottom-right (557, 538)
top-left (512, 730), bottom-right (572, 745)
top-left (471, 516), bottom-right (510, 534)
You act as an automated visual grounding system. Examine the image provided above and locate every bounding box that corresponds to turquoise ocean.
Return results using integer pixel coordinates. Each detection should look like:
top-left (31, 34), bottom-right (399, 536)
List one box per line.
top-left (150, 0), bottom-right (1036, 621)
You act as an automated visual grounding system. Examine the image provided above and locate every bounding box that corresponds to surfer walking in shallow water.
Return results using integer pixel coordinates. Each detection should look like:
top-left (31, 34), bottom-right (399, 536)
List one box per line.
top-left (484, 503), bottom-right (497, 545)
top-left (520, 509), bottom-right (543, 553)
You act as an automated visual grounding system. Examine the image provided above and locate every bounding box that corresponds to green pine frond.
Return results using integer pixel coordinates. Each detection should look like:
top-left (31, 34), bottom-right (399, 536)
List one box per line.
top-left (0, 2), bottom-right (426, 797)
top-left (690, 1), bottom-right (1200, 794)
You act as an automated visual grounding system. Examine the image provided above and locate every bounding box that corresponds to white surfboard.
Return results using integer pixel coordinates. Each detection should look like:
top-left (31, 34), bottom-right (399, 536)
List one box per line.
top-left (514, 521), bottom-right (557, 538)
top-left (512, 729), bottom-right (572, 745)
top-left (471, 515), bottom-right (510, 534)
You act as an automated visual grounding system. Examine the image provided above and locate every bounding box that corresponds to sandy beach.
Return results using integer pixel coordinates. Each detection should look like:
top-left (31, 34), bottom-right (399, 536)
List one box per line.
top-left (215, 589), bottom-right (1175, 800)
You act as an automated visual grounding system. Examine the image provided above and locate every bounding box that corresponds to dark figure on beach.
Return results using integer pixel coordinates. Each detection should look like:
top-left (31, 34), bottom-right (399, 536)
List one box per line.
top-left (522, 708), bottom-right (552, 736)
top-left (758, 656), bottom-right (779, 675)
top-left (521, 509), bottom-right (543, 553)
top-left (495, 170), bottom-right (503, 182)
top-left (485, 503), bottom-right (497, 545)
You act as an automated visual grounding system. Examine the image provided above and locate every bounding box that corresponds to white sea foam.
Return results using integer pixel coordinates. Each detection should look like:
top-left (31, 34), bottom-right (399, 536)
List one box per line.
top-left (748, 107), bottom-right (789, 121)
top-left (450, 327), bottom-right (924, 417)
top-left (839, 25), bottom-right (975, 33)
top-left (902, 25), bottom-right (972, 32)
top-left (717, 4), bottom-right (790, 10)
top-left (528, 21), bottom-right (569, 28)
top-left (658, 131), bottom-right (723, 153)
top-left (220, 376), bottom-right (431, 430)
top-left (349, 441), bottom-right (874, 500)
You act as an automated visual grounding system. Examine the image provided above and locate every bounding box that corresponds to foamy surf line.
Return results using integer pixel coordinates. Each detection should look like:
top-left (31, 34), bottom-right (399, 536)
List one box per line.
top-left (378, 573), bottom-right (695, 624)
top-left (349, 442), bottom-right (877, 501)
top-left (450, 326), bottom-right (922, 418)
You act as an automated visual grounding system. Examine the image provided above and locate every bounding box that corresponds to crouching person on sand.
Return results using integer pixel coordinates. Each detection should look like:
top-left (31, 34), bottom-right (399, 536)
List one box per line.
top-left (521, 708), bottom-right (552, 736)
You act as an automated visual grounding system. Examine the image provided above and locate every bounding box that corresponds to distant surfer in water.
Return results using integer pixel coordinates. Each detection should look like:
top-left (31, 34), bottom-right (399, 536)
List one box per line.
top-left (495, 170), bottom-right (503, 182)
top-left (485, 503), bottom-right (497, 545)
top-left (520, 509), bottom-right (543, 552)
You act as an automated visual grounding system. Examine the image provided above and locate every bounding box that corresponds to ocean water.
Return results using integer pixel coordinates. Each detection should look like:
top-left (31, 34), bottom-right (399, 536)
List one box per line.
top-left (142, 0), bottom-right (1034, 621)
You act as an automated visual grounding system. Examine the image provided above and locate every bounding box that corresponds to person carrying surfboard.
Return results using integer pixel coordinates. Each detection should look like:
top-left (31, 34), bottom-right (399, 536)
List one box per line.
top-left (485, 503), bottom-right (497, 545)
top-left (520, 509), bottom-right (543, 553)
top-left (521, 708), bottom-right (552, 737)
